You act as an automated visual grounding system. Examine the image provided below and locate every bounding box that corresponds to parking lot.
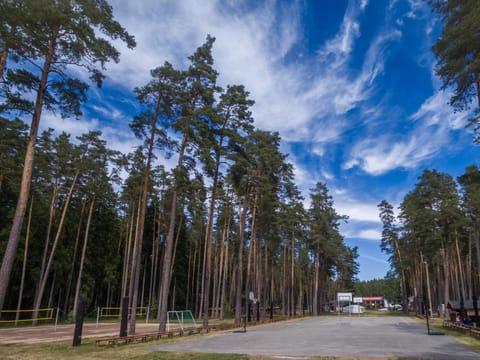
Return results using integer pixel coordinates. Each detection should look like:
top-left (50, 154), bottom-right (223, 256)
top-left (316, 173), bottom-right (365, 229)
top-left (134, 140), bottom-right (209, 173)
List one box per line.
top-left (148, 315), bottom-right (480, 359)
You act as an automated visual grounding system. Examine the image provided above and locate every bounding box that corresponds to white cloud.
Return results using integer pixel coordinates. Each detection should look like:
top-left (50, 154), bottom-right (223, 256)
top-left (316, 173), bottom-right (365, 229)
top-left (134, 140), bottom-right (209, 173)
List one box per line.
top-left (41, 111), bottom-right (100, 138)
top-left (343, 131), bottom-right (440, 175)
top-left (336, 200), bottom-right (380, 223)
top-left (406, 0), bottom-right (427, 19)
top-left (342, 223), bottom-right (382, 241)
top-left (361, 0), bottom-right (369, 11)
top-left (357, 229), bottom-right (381, 240)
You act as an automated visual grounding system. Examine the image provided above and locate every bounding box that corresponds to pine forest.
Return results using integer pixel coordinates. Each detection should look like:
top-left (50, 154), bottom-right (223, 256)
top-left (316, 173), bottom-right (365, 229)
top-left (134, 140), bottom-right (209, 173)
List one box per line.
top-left (0, 0), bottom-right (479, 334)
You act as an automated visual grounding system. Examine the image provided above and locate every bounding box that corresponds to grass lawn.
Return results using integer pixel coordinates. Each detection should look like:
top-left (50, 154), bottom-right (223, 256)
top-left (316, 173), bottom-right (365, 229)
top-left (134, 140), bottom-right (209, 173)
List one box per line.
top-left (0, 337), bottom-right (249, 360)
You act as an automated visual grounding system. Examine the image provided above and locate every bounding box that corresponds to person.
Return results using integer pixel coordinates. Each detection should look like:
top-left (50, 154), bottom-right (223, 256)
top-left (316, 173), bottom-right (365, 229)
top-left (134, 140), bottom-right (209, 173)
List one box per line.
top-left (455, 314), bottom-right (461, 323)
top-left (463, 315), bottom-right (473, 326)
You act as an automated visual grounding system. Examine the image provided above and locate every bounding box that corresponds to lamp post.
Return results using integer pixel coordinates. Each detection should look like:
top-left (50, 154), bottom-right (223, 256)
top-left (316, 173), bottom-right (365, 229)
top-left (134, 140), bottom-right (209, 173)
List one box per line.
top-left (424, 261), bottom-right (433, 317)
top-left (423, 260), bottom-right (432, 335)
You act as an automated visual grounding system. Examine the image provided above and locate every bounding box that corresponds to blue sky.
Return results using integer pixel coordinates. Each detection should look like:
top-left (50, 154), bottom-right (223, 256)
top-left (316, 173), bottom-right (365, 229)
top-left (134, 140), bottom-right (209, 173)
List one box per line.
top-left (41, 0), bottom-right (478, 280)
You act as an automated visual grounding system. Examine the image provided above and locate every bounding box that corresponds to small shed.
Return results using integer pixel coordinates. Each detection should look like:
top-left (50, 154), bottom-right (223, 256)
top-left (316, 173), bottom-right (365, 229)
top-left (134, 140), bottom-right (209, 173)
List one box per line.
top-left (447, 300), bottom-right (479, 322)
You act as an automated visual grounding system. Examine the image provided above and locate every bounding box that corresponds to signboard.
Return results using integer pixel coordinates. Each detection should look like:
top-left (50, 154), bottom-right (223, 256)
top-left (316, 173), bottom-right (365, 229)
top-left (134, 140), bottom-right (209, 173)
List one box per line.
top-left (337, 292), bottom-right (352, 302)
top-left (353, 297), bottom-right (363, 304)
top-left (362, 296), bottom-right (383, 301)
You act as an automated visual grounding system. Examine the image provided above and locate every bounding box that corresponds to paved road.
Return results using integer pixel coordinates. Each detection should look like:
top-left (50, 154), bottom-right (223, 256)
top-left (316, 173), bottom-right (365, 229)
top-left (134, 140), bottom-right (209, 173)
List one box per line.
top-left (149, 316), bottom-right (480, 359)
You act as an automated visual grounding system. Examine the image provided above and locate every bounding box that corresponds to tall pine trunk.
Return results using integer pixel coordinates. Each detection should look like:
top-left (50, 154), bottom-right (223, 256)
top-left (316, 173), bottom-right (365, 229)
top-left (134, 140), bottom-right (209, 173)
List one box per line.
top-left (474, 223), bottom-right (480, 292)
top-left (291, 233), bottom-right (295, 316)
top-left (219, 217), bottom-right (230, 320)
top-left (0, 45), bottom-right (8, 79)
top-left (73, 195), bottom-right (95, 318)
top-left (33, 171), bottom-right (77, 324)
top-left (201, 163), bottom-right (220, 327)
top-left (121, 201), bottom-right (136, 302)
top-left (35, 183), bottom-right (59, 307)
top-left (15, 196), bottom-right (33, 325)
top-left (64, 197), bottom-right (87, 315)
top-left (158, 135), bottom-right (187, 331)
top-left (313, 245), bottom-right (320, 315)
top-left (443, 246), bottom-right (450, 318)
top-left (128, 96), bottom-right (162, 335)
top-left (0, 29), bottom-right (58, 310)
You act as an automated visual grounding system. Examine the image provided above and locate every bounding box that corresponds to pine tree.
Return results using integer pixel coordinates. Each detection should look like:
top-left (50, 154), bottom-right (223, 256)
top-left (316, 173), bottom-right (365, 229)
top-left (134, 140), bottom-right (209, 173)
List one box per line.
top-left (430, 0), bottom-right (480, 141)
top-left (0, 0), bottom-right (135, 310)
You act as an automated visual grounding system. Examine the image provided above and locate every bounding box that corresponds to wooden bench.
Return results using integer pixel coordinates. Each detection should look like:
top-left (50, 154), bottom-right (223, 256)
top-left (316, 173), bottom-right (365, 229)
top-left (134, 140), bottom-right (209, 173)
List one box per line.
top-left (95, 328), bottom-right (189, 346)
top-left (443, 320), bottom-right (480, 338)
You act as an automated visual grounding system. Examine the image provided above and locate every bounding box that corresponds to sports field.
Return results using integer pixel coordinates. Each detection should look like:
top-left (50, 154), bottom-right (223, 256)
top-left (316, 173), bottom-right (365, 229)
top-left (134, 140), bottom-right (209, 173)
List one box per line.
top-left (0, 322), bottom-right (160, 344)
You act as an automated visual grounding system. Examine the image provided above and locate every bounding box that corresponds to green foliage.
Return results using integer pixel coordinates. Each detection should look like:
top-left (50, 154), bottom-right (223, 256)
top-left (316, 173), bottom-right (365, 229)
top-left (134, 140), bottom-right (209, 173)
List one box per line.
top-left (458, 164), bottom-right (480, 222)
top-left (400, 169), bottom-right (462, 260)
top-left (307, 182), bottom-right (358, 294)
top-left (1, 0), bottom-right (136, 117)
top-left (430, 0), bottom-right (480, 142)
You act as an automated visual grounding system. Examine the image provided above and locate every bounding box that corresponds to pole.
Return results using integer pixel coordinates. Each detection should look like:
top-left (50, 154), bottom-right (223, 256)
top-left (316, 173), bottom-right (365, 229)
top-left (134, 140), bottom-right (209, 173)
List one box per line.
top-left (424, 261), bottom-right (433, 318)
top-left (55, 307), bottom-right (59, 331)
top-left (423, 259), bottom-right (431, 335)
top-left (96, 307), bottom-right (100, 329)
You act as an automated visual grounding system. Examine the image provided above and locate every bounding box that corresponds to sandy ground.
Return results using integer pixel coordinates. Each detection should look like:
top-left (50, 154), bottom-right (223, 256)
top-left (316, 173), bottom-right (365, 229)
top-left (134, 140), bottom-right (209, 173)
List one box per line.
top-left (0, 321), bottom-right (161, 344)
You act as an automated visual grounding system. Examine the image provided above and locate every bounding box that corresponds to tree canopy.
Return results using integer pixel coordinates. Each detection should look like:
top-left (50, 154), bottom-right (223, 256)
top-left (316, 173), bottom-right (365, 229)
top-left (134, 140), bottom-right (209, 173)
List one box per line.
top-left (430, 0), bottom-right (480, 142)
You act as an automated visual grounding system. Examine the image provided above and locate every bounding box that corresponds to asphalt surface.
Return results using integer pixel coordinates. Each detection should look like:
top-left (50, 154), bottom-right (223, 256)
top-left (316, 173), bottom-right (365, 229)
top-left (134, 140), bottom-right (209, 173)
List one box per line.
top-left (148, 316), bottom-right (480, 359)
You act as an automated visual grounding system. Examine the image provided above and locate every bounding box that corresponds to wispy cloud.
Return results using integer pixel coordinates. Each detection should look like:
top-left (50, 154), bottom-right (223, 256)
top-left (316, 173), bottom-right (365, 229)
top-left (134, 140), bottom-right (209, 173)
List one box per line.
top-left (343, 84), bottom-right (472, 176)
top-left (361, 253), bottom-right (389, 265)
top-left (347, 133), bottom-right (437, 175)
top-left (410, 90), bottom-right (471, 130)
